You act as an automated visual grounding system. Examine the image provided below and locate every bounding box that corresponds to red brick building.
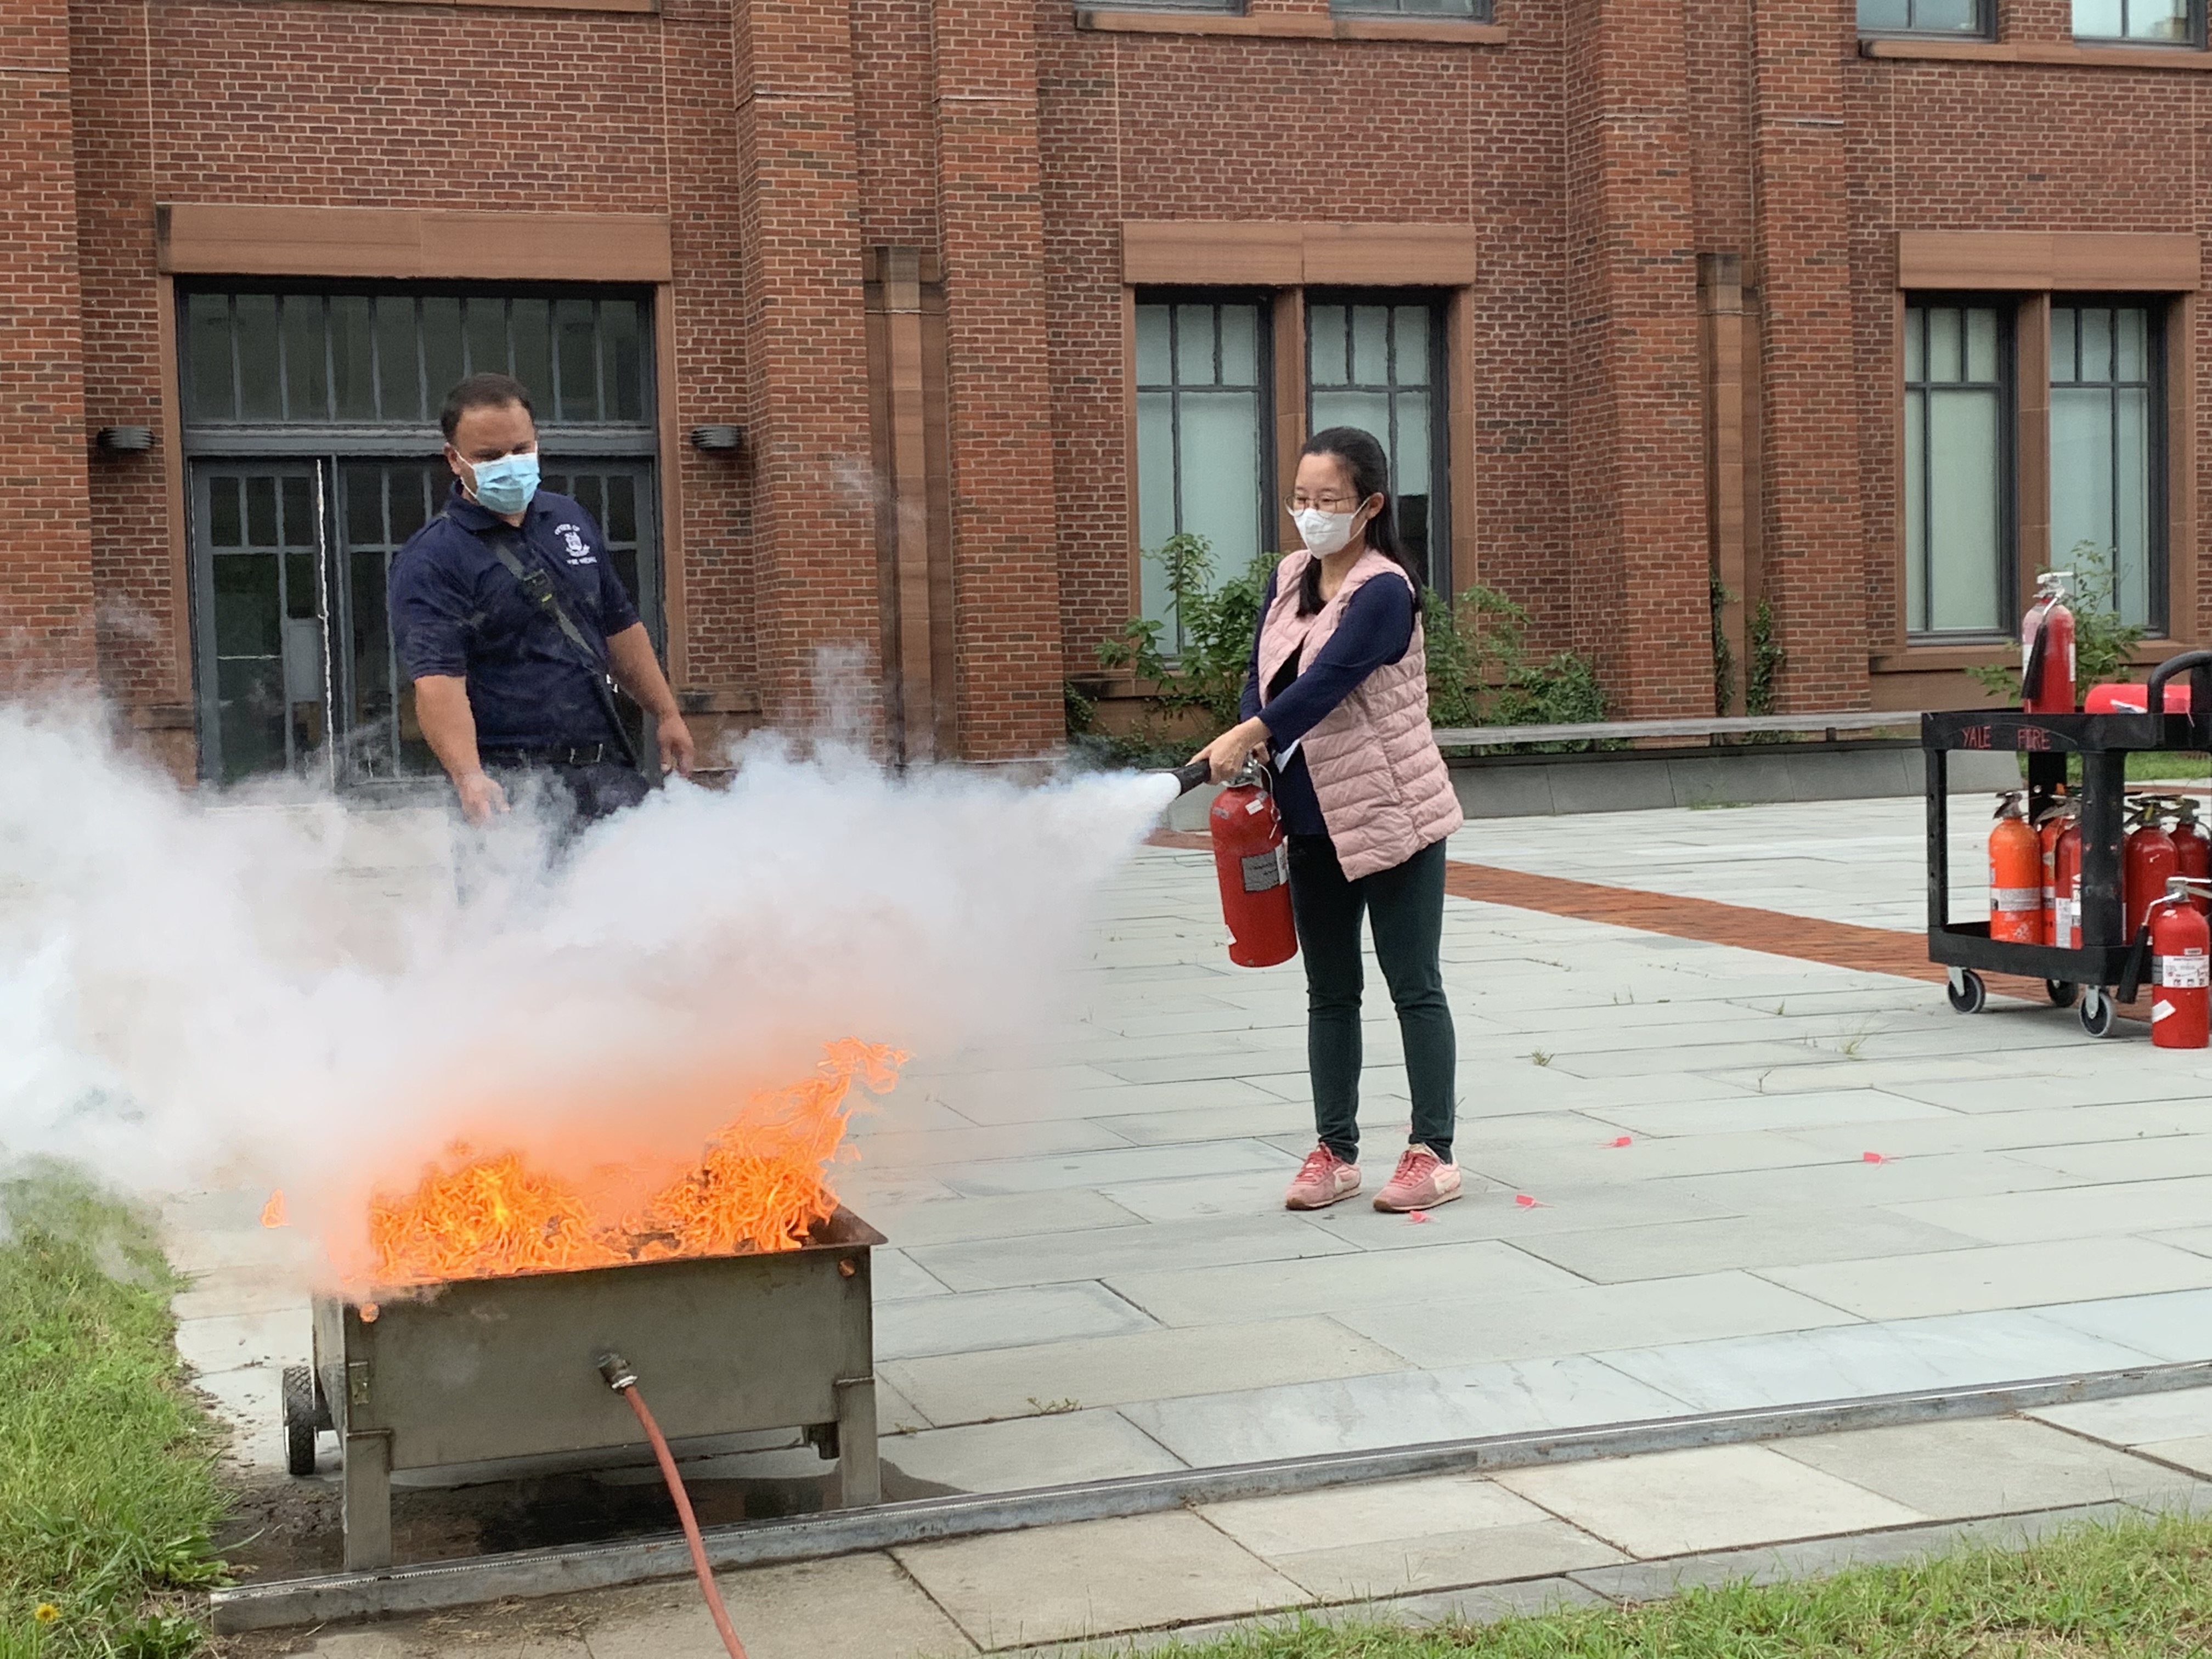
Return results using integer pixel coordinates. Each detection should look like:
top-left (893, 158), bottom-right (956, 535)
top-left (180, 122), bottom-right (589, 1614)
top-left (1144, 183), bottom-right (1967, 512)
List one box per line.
top-left (6, 0), bottom-right (2208, 781)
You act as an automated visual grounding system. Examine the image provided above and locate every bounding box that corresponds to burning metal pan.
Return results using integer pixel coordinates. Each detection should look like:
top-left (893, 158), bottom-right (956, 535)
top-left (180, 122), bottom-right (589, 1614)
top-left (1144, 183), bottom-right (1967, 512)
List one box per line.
top-left (285, 1207), bottom-right (885, 1570)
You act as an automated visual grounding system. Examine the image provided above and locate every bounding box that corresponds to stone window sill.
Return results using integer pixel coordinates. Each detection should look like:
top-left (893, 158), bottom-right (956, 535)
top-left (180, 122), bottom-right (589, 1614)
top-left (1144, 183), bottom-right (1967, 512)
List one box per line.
top-left (1861, 37), bottom-right (2212, 69)
top-left (1075, 10), bottom-right (1508, 44)
top-left (337, 0), bottom-right (656, 12)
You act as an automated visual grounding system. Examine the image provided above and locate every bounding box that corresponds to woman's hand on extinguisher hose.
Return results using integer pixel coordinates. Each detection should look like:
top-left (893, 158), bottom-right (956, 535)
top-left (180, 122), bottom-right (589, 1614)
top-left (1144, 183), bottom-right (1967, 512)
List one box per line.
top-left (1195, 718), bottom-right (1271, 783)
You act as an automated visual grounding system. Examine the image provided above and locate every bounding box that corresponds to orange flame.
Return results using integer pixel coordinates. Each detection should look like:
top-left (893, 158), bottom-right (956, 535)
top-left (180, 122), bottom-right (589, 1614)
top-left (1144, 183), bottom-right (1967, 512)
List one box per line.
top-left (260, 1190), bottom-right (286, 1228)
top-left (361, 1040), bottom-right (904, 1288)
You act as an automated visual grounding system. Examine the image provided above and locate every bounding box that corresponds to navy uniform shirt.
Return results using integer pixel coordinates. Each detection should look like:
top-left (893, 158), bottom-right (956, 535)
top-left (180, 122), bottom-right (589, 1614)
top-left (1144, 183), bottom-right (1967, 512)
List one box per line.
top-left (1238, 565), bottom-right (1417, 837)
top-left (388, 484), bottom-right (640, 751)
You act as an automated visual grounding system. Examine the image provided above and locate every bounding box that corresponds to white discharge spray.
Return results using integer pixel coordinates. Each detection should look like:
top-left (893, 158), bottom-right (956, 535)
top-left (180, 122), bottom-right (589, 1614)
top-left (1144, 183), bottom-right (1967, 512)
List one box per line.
top-left (0, 697), bottom-right (1181, 1277)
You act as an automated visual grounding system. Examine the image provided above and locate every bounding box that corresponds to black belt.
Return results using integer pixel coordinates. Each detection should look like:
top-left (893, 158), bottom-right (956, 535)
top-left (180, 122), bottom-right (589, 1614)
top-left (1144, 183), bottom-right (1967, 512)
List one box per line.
top-left (481, 742), bottom-right (627, 769)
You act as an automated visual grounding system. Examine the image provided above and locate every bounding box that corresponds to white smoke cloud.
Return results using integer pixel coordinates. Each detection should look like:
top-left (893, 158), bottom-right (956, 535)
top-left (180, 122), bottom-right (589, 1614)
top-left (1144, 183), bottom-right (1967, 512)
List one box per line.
top-left (0, 697), bottom-right (1180, 1282)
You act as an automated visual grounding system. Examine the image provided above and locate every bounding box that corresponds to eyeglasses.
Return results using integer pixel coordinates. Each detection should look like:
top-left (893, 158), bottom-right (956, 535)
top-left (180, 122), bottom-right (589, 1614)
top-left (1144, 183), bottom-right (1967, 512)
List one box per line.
top-left (1283, 494), bottom-right (1362, 515)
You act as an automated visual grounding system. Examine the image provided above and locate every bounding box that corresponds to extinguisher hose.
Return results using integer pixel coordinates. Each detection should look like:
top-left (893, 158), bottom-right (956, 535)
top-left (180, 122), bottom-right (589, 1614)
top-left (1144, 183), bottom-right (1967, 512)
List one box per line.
top-left (599, 1354), bottom-right (748, 1659)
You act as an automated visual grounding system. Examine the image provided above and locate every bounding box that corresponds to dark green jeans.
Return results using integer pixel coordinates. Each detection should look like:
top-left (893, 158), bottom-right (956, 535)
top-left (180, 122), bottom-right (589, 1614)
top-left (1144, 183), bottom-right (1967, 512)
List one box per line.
top-left (1286, 833), bottom-right (1456, 1165)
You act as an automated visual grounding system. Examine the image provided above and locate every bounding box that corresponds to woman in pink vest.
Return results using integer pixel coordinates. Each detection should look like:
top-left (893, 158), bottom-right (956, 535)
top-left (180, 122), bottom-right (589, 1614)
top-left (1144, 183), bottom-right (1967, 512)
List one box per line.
top-left (1193, 427), bottom-right (1465, 1213)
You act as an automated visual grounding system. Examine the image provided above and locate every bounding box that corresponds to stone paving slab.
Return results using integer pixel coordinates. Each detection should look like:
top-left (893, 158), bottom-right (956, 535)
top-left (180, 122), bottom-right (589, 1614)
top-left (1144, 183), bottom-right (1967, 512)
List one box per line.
top-left (172, 797), bottom-right (2212, 1548)
top-left (231, 1410), bottom-right (2212, 1657)
top-left (893, 1511), bottom-right (1311, 1651)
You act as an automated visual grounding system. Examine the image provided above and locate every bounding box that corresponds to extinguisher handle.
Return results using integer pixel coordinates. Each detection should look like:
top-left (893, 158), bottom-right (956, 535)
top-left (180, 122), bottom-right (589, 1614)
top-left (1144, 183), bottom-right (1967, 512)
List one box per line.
top-left (2146, 649), bottom-right (2212, 718)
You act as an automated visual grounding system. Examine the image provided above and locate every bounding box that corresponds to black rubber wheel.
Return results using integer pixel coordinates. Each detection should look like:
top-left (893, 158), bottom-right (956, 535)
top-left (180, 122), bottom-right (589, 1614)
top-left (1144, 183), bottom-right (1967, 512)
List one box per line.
top-left (2080, 991), bottom-right (2118, 1039)
top-left (1945, 971), bottom-right (1988, 1015)
top-left (282, 1364), bottom-right (319, 1477)
top-left (2046, 979), bottom-right (2080, 1008)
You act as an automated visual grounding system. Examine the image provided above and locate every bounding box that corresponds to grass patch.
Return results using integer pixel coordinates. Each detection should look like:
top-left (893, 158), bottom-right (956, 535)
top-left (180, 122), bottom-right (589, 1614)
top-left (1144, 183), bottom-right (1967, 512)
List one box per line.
top-left (1113, 1510), bottom-right (2212, 1657)
top-left (0, 1169), bottom-right (228, 1658)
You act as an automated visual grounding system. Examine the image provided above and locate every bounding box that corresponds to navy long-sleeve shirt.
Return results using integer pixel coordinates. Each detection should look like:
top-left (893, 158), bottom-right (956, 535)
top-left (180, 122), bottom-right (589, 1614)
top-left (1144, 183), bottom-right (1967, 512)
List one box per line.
top-left (1239, 566), bottom-right (1416, 836)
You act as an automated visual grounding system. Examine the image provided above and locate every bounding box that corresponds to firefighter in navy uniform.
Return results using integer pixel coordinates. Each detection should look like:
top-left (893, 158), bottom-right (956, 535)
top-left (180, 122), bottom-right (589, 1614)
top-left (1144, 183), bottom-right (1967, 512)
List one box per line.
top-left (389, 372), bottom-right (694, 832)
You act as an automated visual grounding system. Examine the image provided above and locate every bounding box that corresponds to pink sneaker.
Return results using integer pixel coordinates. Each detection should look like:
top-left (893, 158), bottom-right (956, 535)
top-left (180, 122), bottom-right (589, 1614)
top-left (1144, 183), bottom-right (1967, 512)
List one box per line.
top-left (1374, 1147), bottom-right (1462, 1212)
top-left (1284, 1146), bottom-right (1361, 1210)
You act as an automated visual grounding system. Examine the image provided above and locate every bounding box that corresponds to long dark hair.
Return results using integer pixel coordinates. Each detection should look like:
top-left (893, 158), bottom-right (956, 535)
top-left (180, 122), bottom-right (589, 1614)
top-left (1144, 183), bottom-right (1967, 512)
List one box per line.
top-left (1295, 426), bottom-right (1419, 616)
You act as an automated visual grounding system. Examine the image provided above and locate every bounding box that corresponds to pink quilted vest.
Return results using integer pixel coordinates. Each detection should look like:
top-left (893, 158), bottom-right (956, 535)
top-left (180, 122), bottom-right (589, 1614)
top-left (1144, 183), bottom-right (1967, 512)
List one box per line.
top-left (1256, 548), bottom-right (1464, 881)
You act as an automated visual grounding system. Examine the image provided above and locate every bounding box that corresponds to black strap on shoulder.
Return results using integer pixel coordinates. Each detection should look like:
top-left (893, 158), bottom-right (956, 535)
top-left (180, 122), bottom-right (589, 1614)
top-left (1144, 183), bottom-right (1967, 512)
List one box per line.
top-left (452, 511), bottom-right (643, 772)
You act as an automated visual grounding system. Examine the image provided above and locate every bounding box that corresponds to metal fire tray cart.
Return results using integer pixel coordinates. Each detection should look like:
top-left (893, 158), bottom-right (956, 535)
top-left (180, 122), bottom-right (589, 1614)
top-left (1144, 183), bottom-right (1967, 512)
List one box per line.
top-left (1923, 650), bottom-right (2212, 1037)
top-left (283, 1206), bottom-right (885, 1571)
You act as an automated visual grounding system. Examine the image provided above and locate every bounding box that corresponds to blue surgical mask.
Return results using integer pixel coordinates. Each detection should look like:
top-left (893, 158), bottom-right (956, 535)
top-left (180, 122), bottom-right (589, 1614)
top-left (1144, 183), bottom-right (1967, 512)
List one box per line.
top-left (467, 452), bottom-right (539, 515)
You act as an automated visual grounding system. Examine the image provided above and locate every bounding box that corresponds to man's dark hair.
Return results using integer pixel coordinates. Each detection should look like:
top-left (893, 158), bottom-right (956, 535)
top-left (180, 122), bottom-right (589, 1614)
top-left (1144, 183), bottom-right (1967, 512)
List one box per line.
top-left (439, 372), bottom-right (534, 443)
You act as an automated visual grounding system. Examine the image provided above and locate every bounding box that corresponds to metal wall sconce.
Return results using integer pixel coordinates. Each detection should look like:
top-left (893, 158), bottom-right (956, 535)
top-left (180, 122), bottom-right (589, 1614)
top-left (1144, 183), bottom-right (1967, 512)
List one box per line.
top-left (95, 426), bottom-right (156, 454)
top-left (689, 425), bottom-right (743, 454)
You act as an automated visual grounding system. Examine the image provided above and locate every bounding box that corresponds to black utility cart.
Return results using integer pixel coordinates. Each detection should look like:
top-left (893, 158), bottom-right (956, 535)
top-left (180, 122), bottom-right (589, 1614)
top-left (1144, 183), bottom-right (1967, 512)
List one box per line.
top-left (1923, 650), bottom-right (2212, 1038)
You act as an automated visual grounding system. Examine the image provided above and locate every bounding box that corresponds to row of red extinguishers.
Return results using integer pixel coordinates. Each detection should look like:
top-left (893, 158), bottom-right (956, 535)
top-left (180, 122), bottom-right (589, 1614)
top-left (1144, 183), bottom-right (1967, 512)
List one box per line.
top-left (1989, 788), bottom-right (2211, 1047)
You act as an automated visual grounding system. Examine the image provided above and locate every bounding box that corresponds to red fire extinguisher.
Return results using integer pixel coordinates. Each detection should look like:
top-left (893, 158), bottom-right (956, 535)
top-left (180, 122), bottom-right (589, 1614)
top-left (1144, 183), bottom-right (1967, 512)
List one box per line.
top-left (1989, 792), bottom-right (2044, 946)
top-left (2148, 879), bottom-right (2211, 1049)
top-left (1204, 760), bottom-right (1298, 968)
top-left (2170, 798), bottom-right (2211, 917)
top-left (2054, 818), bottom-right (2083, 950)
top-left (2021, 571), bottom-right (2077, 715)
top-left (2124, 798), bottom-right (2180, 946)
top-left (2035, 795), bottom-right (2074, 948)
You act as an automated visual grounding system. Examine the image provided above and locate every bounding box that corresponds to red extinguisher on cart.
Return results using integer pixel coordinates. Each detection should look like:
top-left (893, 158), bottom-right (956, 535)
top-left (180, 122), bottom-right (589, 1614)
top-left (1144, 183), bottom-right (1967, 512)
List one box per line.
top-left (1166, 759), bottom-right (1298, 968)
top-left (2054, 817), bottom-right (2083, 950)
top-left (2021, 571), bottom-right (2077, 715)
top-left (2123, 798), bottom-right (2180, 948)
top-left (2035, 795), bottom-right (2074, 948)
top-left (2167, 798), bottom-right (2210, 917)
top-left (2148, 878), bottom-right (2211, 1049)
top-left (1988, 792), bottom-right (2044, 946)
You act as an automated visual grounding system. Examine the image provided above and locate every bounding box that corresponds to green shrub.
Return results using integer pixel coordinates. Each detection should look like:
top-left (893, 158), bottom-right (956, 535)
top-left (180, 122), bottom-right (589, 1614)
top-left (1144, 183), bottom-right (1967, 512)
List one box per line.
top-left (1081, 538), bottom-right (1607, 758)
top-left (1967, 541), bottom-right (2146, 704)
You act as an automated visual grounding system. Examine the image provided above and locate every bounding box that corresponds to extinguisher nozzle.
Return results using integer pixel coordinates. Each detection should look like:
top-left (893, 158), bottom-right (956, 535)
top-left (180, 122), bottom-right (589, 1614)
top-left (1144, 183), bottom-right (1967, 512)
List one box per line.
top-left (1165, 761), bottom-right (1212, 797)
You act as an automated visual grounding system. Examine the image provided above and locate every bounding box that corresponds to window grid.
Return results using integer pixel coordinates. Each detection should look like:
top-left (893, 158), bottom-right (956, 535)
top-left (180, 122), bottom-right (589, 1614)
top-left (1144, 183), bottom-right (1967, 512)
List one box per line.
top-left (183, 288), bottom-right (652, 429)
top-left (1306, 294), bottom-right (1448, 594)
top-left (2050, 302), bottom-right (2165, 633)
top-left (1902, 302), bottom-right (2012, 639)
top-left (1857, 0), bottom-right (1991, 36)
top-left (2073, 0), bottom-right (2202, 42)
top-left (1133, 296), bottom-right (1271, 648)
top-left (1330, 0), bottom-right (1489, 18)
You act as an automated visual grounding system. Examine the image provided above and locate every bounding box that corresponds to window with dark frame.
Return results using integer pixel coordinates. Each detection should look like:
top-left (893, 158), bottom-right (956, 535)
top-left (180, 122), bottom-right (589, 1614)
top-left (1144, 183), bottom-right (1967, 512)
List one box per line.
top-left (1133, 295), bottom-right (1273, 647)
top-left (179, 284), bottom-right (660, 787)
top-left (1306, 294), bottom-right (1449, 594)
top-left (2050, 300), bottom-right (2166, 633)
top-left (1330, 0), bottom-right (1488, 18)
top-left (2072, 0), bottom-right (2202, 42)
top-left (1857, 0), bottom-right (1990, 35)
top-left (1902, 301), bottom-right (2013, 639)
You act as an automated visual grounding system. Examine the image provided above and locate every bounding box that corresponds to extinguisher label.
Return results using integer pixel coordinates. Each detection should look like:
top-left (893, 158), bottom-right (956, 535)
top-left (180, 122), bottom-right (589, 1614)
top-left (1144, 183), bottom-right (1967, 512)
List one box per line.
top-left (1241, 844), bottom-right (1289, 894)
top-left (1992, 887), bottom-right (2039, 912)
top-left (2055, 899), bottom-right (2077, 947)
top-left (2154, 953), bottom-right (2210, 989)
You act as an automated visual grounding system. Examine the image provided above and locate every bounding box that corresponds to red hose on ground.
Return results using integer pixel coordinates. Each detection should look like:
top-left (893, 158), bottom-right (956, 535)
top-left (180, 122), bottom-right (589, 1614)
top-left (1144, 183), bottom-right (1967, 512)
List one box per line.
top-left (619, 1381), bottom-right (749, 1659)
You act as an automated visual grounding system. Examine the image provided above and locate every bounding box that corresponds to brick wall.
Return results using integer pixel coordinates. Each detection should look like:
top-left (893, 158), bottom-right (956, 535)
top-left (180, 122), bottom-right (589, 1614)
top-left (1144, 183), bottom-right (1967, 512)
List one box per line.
top-left (3, 0), bottom-right (97, 684)
top-left (19, 0), bottom-right (2210, 769)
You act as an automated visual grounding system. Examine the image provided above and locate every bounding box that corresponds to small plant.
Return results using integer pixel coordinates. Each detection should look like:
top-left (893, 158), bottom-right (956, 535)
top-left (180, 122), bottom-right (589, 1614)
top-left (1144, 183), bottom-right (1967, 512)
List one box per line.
top-left (1745, 596), bottom-right (1785, 716)
top-left (1711, 575), bottom-right (1737, 715)
top-left (1967, 541), bottom-right (2146, 704)
top-left (1528, 1051), bottom-right (1553, 1068)
top-left (1083, 548), bottom-right (1609, 757)
top-left (1026, 1397), bottom-right (1081, 1416)
top-left (1094, 532), bottom-right (1270, 732)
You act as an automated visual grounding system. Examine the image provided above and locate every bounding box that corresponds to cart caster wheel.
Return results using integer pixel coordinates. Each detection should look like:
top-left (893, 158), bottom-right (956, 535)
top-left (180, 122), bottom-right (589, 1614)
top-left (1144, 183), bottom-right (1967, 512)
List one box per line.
top-left (282, 1364), bottom-right (319, 1477)
top-left (2046, 979), bottom-right (2080, 1008)
top-left (1946, 970), bottom-right (1987, 1015)
top-left (2079, 990), bottom-right (2118, 1039)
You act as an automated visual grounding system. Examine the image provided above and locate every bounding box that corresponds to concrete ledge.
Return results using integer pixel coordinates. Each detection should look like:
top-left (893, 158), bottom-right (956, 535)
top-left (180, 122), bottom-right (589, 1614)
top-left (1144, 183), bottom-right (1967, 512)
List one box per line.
top-left (1451, 743), bottom-right (2019, 819)
top-left (210, 1356), bottom-right (2212, 1633)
